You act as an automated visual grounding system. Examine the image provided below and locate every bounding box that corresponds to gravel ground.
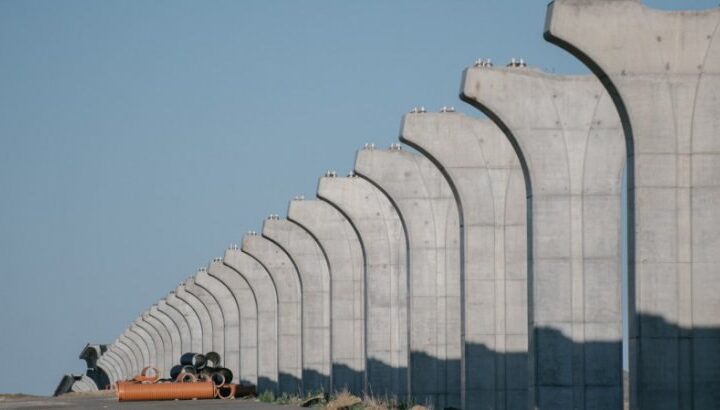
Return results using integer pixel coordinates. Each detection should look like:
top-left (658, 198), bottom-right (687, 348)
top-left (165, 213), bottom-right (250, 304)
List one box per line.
top-left (0, 394), bottom-right (301, 409)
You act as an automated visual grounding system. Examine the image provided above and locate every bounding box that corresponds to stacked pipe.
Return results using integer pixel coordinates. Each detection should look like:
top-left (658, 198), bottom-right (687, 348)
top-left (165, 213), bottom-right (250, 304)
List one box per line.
top-left (117, 352), bottom-right (254, 401)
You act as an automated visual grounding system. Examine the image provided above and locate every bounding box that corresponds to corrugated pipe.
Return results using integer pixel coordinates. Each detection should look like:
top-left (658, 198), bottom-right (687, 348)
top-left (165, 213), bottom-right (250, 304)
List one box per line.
top-left (116, 380), bottom-right (215, 401)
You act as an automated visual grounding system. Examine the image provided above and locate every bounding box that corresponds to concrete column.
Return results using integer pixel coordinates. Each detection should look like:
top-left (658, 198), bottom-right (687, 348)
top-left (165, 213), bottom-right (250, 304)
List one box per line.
top-left (150, 305), bottom-right (182, 369)
top-left (401, 112), bottom-right (528, 410)
top-left (224, 247), bottom-right (279, 393)
top-left (184, 277), bottom-right (225, 359)
top-left (125, 329), bottom-right (149, 371)
top-left (243, 233), bottom-right (303, 394)
top-left (287, 199), bottom-right (365, 394)
top-left (318, 175), bottom-right (408, 397)
top-left (545, 2), bottom-right (720, 408)
top-left (462, 66), bottom-right (625, 409)
top-left (167, 292), bottom-right (203, 354)
top-left (106, 346), bottom-right (128, 380)
top-left (158, 297), bottom-right (191, 356)
top-left (143, 312), bottom-right (173, 377)
top-left (263, 217), bottom-right (332, 393)
top-left (130, 321), bottom-right (156, 370)
top-left (108, 346), bottom-right (129, 380)
top-left (199, 261), bottom-right (241, 384)
top-left (208, 252), bottom-right (258, 386)
top-left (176, 281), bottom-right (214, 355)
top-left (136, 316), bottom-right (165, 374)
top-left (354, 146), bottom-right (462, 408)
top-left (117, 336), bottom-right (140, 376)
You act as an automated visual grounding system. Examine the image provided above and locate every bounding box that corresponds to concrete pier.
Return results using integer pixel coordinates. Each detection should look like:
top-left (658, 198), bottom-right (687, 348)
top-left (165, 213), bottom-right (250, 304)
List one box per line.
top-left (223, 247), bottom-right (279, 393)
top-left (176, 281), bottom-right (214, 355)
top-left (263, 217), bottom-right (332, 393)
top-left (545, 1), bottom-right (720, 408)
top-left (318, 175), bottom-right (408, 398)
top-left (166, 292), bottom-right (203, 354)
top-left (198, 263), bottom-right (241, 384)
top-left (184, 277), bottom-right (225, 361)
top-left (208, 252), bottom-right (258, 386)
top-left (130, 321), bottom-right (156, 370)
top-left (157, 298), bottom-right (191, 356)
top-left (117, 337), bottom-right (139, 376)
top-left (243, 233), bottom-right (303, 394)
top-left (150, 305), bottom-right (182, 370)
top-left (287, 199), bottom-right (365, 394)
top-left (208, 258), bottom-right (257, 384)
top-left (143, 312), bottom-right (173, 377)
top-left (401, 112), bottom-right (528, 409)
top-left (462, 66), bottom-right (625, 409)
top-left (106, 346), bottom-right (128, 380)
top-left (355, 147), bottom-right (462, 408)
top-left (135, 316), bottom-right (165, 373)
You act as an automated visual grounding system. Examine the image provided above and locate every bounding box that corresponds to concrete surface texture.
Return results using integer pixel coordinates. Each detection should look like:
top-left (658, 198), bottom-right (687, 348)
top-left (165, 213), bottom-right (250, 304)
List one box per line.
top-left (176, 282), bottom-right (214, 355)
top-left (150, 304), bottom-right (182, 372)
top-left (184, 277), bottom-right (225, 364)
top-left (143, 312), bottom-right (174, 377)
top-left (157, 298), bottom-right (191, 360)
top-left (262, 217), bottom-right (332, 393)
top-left (354, 146), bottom-right (461, 408)
top-left (116, 336), bottom-right (139, 377)
top-left (317, 175), bottom-right (408, 398)
top-left (198, 263), bottom-right (241, 384)
top-left (166, 292), bottom-right (203, 355)
top-left (400, 112), bottom-right (528, 410)
top-left (545, 1), bottom-right (720, 408)
top-left (462, 66), bottom-right (625, 409)
top-left (207, 254), bottom-right (259, 386)
top-left (107, 345), bottom-right (129, 380)
top-left (242, 233), bottom-right (303, 394)
top-left (287, 199), bottom-right (365, 394)
top-left (125, 329), bottom-right (149, 372)
top-left (130, 321), bottom-right (157, 372)
top-left (223, 247), bottom-right (279, 393)
top-left (135, 317), bottom-right (165, 376)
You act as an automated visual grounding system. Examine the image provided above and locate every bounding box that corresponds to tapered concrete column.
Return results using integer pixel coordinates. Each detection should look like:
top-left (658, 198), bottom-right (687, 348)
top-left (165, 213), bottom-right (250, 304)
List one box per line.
top-left (131, 321), bottom-right (157, 369)
top-left (224, 247), bottom-right (279, 393)
top-left (143, 312), bottom-right (173, 376)
top-left (462, 66), bottom-right (625, 409)
top-left (106, 347), bottom-right (128, 380)
top-left (318, 175), bottom-right (408, 397)
top-left (208, 253), bottom-right (258, 386)
top-left (354, 147), bottom-right (461, 408)
top-left (263, 217), bottom-right (332, 393)
top-left (125, 329), bottom-right (149, 371)
top-left (288, 199), bottom-right (365, 394)
top-left (198, 261), bottom-right (241, 384)
top-left (401, 112), bottom-right (528, 410)
top-left (243, 233), bottom-right (302, 394)
top-left (545, 2), bottom-right (720, 408)
top-left (150, 305), bottom-right (182, 368)
top-left (108, 346), bottom-right (129, 380)
top-left (136, 316), bottom-right (165, 375)
top-left (158, 297), bottom-right (191, 356)
top-left (176, 282), bottom-right (214, 355)
top-left (184, 277), bottom-right (224, 359)
top-left (167, 292), bottom-right (202, 354)
top-left (117, 336), bottom-right (140, 376)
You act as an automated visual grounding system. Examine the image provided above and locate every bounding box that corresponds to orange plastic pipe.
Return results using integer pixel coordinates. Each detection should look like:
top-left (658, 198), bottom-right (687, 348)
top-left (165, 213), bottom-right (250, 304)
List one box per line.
top-left (116, 380), bottom-right (215, 401)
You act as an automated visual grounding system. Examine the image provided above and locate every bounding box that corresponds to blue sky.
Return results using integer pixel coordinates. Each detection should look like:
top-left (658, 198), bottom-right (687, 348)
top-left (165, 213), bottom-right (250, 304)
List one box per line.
top-left (0, 0), bottom-right (715, 395)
